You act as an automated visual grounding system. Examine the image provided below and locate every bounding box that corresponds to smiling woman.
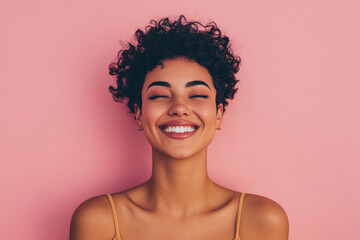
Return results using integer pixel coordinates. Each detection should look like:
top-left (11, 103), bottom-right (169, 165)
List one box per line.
top-left (137, 58), bottom-right (221, 160)
top-left (70, 15), bottom-right (289, 240)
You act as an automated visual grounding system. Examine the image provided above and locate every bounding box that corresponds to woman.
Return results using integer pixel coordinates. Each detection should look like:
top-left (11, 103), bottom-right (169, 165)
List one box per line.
top-left (70, 15), bottom-right (289, 240)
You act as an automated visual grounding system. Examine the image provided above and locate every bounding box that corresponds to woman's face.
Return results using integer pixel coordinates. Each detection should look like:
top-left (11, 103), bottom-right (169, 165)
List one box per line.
top-left (135, 57), bottom-right (223, 159)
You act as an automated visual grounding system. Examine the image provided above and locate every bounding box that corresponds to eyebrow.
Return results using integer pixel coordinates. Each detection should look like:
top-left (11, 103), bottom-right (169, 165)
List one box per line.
top-left (146, 80), bottom-right (211, 91)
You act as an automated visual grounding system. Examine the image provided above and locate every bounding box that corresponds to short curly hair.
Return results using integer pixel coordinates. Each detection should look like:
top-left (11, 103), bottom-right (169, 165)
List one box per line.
top-left (109, 15), bottom-right (241, 114)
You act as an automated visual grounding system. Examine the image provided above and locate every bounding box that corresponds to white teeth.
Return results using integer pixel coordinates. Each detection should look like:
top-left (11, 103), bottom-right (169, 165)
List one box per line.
top-left (163, 126), bottom-right (196, 133)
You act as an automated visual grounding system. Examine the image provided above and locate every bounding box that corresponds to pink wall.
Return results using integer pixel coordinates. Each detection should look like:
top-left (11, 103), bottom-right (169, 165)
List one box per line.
top-left (1, 0), bottom-right (359, 239)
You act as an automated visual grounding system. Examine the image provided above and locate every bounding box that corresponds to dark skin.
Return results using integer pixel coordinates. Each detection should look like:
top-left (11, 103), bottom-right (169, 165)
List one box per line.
top-left (70, 57), bottom-right (289, 240)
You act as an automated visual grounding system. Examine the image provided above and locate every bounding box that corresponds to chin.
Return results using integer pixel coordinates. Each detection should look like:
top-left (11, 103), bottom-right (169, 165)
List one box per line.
top-left (168, 152), bottom-right (198, 160)
top-left (154, 145), bottom-right (206, 160)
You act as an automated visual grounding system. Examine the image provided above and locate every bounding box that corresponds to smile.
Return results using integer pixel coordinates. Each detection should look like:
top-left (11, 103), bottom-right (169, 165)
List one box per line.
top-left (162, 126), bottom-right (196, 133)
top-left (158, 120), bottom-right (199, 139)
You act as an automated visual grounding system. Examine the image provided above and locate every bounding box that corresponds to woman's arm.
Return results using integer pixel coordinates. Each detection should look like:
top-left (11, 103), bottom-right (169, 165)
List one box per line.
top-left (242, 194), bottom-right (289, 240)
top-left (70, 196), bottom-right (114, 240)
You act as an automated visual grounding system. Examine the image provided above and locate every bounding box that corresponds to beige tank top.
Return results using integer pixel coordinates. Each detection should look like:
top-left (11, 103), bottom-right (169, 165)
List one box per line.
top-left (106, 192), bottom-right (246, 240)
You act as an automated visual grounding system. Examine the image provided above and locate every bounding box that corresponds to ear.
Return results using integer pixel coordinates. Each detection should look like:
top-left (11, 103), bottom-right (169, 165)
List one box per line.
top-left (216, 103), bottom-right (223, 130)
top-left (134, 103), bottom-right (143, 130)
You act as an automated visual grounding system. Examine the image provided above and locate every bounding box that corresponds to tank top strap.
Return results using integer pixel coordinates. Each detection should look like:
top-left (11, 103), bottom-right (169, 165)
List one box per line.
top-left (234, 192), bottom-right (246, 240)
top-left (106, 193), bottom-right (122, 240)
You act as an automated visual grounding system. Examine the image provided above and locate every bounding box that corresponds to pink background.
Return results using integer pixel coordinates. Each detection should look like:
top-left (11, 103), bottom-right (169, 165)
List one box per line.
top-left (1, 0), bottom-right (359, 239)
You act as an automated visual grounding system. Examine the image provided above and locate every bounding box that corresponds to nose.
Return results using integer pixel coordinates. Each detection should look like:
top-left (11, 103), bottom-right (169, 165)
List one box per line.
top-left (168, 97), bottom-right (190, 116)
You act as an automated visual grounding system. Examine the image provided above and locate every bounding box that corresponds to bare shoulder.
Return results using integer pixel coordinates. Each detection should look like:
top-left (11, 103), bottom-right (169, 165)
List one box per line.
top-left (69, 194), bottom-right (115, 240)
top-left (242, 193), bottom-right (289, 240)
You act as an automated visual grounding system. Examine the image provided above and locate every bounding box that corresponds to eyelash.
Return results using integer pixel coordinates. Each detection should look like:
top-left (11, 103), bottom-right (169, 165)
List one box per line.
top-left (148, 95), bottom-right (208, 100)
top-left (189, 95), bottom-right (208, 99)
top-left (149, 95), bottom-right (168, 100)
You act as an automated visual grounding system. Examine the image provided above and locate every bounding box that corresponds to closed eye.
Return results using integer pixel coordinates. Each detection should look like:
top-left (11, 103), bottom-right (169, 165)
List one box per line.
top-left (149, 95), bottom-right (169, 100)
top-left (189, 95), bottom-right (209, 98)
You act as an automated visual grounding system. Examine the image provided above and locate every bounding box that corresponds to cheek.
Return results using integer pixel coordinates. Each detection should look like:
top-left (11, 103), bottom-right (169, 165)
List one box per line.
top-left (141, 102), bottom-right (164, 124)
top-left (193, 103), bottom-right (218, 124)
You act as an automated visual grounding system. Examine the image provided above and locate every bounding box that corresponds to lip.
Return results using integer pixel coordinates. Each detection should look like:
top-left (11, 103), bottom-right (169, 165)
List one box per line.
top-left (159, 120), bottom-right (200, 128)
top-left (158, 120), bottom-right (200, 140)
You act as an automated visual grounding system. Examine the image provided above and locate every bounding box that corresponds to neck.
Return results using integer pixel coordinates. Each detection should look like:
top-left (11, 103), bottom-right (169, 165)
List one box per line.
top-left (145, 147), bottom-right (215, 217)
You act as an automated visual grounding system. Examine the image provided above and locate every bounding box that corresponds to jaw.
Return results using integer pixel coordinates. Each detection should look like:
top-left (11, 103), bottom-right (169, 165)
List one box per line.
top-left (151, 144), bottom-right (208, 161)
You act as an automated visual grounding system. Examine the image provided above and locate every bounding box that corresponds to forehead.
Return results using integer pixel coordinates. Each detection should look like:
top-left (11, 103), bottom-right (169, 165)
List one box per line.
top-left (143, 57), bottom-right (214, 90)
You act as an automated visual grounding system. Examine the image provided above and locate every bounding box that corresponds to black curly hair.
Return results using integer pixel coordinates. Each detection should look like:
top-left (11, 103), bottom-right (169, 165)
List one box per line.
top-left (109, 15), bottom-right (241, 114)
